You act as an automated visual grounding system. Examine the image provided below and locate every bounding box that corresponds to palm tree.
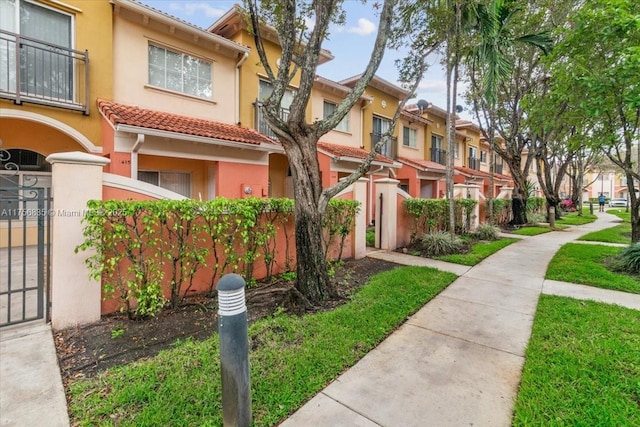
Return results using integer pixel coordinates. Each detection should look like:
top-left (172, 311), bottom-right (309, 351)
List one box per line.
top-left (467, 0), bottom-right (552, 223)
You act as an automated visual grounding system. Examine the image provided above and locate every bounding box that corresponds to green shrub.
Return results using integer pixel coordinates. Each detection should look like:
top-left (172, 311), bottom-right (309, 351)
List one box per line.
top-left (366, 228), bottom-right (375, 246)
top-left (474, 224), bottom-right (500, 241)
top-left (420, 232), bottom-right (464, 256)
top-left (527, 212), bottom-right (547, 224)
top-left (618, 243), bottom-right (640, 274)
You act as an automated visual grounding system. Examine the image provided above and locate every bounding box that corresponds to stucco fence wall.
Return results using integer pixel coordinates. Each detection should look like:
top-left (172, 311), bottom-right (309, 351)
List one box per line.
top-left (374, 180), bottom-right (485, 252)
top-left (47, 152), bottom-right (368, 330)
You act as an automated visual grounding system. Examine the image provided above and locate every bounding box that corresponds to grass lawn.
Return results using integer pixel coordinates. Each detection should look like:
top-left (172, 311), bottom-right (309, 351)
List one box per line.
top-left (580, 209), bottom-right (631, 244)
top-left (67, 266), bottom-right (457, 426)
top-left (435, 237), bottom-right (519, 266)
top-left (513, 295), bottom-right (640, 426)
top-left (608, 208), bottom-right (631, 222)
top-left (546, 243), bottom-right (640, 294)
top-left (556, 211), bottom-right (597, 226)
top-left (512, 226), bottom-right (552, 236)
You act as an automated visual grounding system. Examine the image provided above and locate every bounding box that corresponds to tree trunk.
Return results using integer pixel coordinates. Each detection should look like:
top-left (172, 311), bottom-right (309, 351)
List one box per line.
top-left (512, 195), bottom-right (527, 225)
top-left (285, 135), bottom-right (333, 305)
top-left (293, 202), bottom-right (331, 302)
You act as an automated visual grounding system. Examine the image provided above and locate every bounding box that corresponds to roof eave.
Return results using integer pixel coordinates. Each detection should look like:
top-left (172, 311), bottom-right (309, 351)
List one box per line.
top-left (114, 124), bottom-right (282, 153)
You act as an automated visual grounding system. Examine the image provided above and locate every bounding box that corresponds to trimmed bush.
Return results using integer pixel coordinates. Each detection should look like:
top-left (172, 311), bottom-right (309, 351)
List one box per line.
top-left (474, 224), bottom-right (500, 241)
top-left (420, 232), bottom-right (464, 256)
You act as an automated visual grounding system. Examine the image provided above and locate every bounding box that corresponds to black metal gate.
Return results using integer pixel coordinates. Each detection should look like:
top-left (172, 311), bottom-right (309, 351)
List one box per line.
top-left (0, 174), bottom-right (52, 327)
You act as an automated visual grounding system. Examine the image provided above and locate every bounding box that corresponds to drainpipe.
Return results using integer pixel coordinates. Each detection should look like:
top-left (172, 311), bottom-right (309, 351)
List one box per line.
top-left (235, 52), bottom-right (249, 125)
top-left (131, 133), bottom-right (145, 179)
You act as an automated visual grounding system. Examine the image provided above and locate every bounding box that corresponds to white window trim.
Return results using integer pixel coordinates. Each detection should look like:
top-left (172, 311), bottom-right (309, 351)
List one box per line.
top-left (323, 100), bottom-right (350, 133)
top-left (403, 126), bottom-right (417, 148)
top-left (147, 43), bottom-right (213, 100)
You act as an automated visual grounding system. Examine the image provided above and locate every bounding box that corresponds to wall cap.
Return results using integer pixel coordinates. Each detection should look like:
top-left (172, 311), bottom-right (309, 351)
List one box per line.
top-left (47, 151), bottom-right (110, 167)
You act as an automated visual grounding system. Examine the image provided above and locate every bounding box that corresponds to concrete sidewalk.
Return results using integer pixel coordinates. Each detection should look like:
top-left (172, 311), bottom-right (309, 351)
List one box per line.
top-left (0, 322), bottom-right (69, 427)
top-left (281, 211), bottom-right (634, 427)
top-left (0, 212), bottom-right (635, 427)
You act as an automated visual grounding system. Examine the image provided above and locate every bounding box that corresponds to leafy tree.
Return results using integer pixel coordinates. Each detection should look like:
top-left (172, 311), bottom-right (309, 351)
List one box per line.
top-left (245, 0), bottom-right (425, 304)
top-left (548, 0), bottom-right (640, 239)
top-left (467, 0), bottom-right (553, 223)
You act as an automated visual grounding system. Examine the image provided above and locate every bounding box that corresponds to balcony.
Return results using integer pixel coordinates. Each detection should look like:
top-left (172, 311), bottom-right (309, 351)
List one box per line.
top-left (254, 100), bottom-right (289, 140)
top-left (0, 30), bottom-right (89, 114)
top-left (468, 156), bottom-right (480, 170)
top-left (371, 132), bottom-right (397, 159)
top-left (431, 147), bottom-right (447, 165)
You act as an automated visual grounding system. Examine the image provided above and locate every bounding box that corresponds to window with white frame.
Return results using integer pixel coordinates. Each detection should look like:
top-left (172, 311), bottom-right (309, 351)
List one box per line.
top-left (455, 142), bottom-right (460, 158)
top-left (480, 150), bottom-right (487, 163)
top-left (138, 171), bottom-right (191, 198)
top-left (403, 126), bottom-right (417, 148)
top-left (0, 0), bottom-right (73, 99)
top-left (148, 44), bottom-right (212, 99)
top-left (323, 100), bottom-right (349, 132)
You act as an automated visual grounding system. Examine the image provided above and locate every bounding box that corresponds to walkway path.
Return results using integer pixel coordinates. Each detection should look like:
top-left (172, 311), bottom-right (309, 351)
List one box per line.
top-left (282, 211), bottom-right (638, 426)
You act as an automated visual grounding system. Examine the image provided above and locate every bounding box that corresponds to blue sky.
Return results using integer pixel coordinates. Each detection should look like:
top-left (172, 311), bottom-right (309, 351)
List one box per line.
top-left (140, 0), bottom-right (471, 118)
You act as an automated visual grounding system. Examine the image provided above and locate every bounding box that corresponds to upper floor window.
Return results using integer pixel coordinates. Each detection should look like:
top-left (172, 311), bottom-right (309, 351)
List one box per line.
top-left (148, 44), bottom-right (212, 99)
top-left (431, 134), bottom-right (443, 150)
top-left (323, 100), bottom-right (349, 132)
top-left (455, 143), bottom-right (460, 158)
top-left (469, 146), bottom-right (478, 158)
top-left (373, 115), bottom-right (393, 158)
top-left (403, 126), bottom-right (417, 148)
top-left (0, 0), bottom-right (73, 100)
top-left (480, 150), bottom-right (487, 163)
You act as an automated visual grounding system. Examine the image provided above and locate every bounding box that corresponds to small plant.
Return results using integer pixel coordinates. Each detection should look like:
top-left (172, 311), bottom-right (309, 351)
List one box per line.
top-left (279, 271), bottom-right (297, 282)
top-left (111, 328), bottom-right (125, 339)
top-left (474, 224), bottom-right (500, 241)
top-left (420, 232), bottom-right (464, 256)
top-left (366, 228), bottom-right (375, 247)
top-left (527, 212), bottom-right (547, 224)
top-left (617, 243), bottom-right (640, 274)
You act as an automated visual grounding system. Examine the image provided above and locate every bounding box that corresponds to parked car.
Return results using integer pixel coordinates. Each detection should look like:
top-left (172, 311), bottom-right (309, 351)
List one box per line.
top-left (608, 198), bottom-right (628, 208)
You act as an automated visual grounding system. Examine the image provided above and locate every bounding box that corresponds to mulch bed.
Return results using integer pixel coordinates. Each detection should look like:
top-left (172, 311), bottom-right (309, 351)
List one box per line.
top-left (54, 257), bottom-right (400, 386)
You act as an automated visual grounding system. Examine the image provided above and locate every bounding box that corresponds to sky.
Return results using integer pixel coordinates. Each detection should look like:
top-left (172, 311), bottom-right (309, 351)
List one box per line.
top-left (140, 0), bottom-right (472, 119)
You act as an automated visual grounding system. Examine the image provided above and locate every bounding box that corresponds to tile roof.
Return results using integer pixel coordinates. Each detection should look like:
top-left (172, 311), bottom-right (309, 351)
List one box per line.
top-left (398, 157), bottom-right (446, 172)
top-left (455, 166), bottom-right (512, 181)
top-left (97, 99), bottom-right (277, 147)
top-left (318, 141), bottom-right (396, 165)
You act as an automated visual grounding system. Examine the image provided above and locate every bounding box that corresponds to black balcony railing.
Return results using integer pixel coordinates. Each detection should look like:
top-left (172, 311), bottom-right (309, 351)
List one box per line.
top-left (468, 156), bottom-right (480, 170)
top-left (0, 30), bottom-right (89, 114)
top-left (254, 100), bottom-right (290, 140)
top-left (431, 147), bottom-right (447, 165)
top-left (494, 163), bottom-right (503, 174)
top-left (371, 132), bottom-right (397, 159)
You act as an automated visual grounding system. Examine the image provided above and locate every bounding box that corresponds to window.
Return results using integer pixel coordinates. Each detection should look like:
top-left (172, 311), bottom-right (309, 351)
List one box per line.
top-left (0, 0), bottom-right (73, 100)
top-left (469, 146), bottom-right (477, 158)
top-left (323, 100), bottom-right (349, 132)
top-left (480, 150), bottom-right (487, 163)
top-left (148, 44), bottom-right (212, 99)
top-left (403, 127), bottom-right (417, 148)
top-left (455, 143), bottom-right (460, 158)
top-left (259, 79), bottom-right (295, 109)
top-left (431, 134), bottom-right (443, 150)
top-left (373, 116), bottom-right (393, 157)
top-left (138, 171), bottom-right (191, 198)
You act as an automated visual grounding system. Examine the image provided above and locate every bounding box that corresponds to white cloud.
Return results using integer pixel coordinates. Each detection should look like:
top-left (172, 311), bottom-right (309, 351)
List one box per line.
top-left (346, 18), bottom-right (376, 36)
top-left (168, 2), bottom-right (226, 19)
